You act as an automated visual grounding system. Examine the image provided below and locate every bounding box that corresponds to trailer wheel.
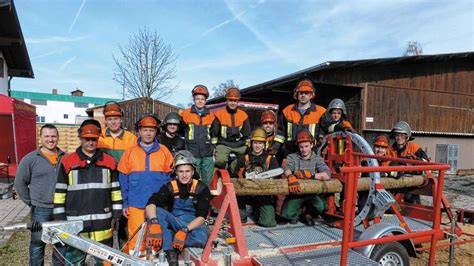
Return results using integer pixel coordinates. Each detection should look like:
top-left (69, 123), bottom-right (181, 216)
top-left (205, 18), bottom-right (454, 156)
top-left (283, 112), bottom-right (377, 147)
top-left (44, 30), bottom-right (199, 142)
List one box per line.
top-left (370, 242), bottom-right (410, 266)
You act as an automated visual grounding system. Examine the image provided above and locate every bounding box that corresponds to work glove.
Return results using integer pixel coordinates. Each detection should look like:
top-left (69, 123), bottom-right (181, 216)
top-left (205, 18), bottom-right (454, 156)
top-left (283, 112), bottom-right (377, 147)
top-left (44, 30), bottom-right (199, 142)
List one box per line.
top-left (295, 170), bottom-right (313, 179)
top-left (172, 229), bottom-right (188, 251)
top-left (287, 175), bottom-right (302, 194)
top-left (147, 218), bottom-right (163, 251)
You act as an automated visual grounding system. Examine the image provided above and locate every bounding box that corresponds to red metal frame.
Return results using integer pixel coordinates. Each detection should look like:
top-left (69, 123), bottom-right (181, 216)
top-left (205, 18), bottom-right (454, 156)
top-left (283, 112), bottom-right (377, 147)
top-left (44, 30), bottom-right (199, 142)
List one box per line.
top-left (337, 140), bottom-right (450, 265)
top-left (190, 169), bottom-right (256, 266)
top-left (192, 133), bottom-right (472, 265)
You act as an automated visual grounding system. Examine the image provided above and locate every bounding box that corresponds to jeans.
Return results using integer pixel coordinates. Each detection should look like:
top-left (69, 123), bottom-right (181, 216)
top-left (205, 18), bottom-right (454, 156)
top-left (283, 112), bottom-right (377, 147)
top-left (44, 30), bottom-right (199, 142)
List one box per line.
top-left (30, 206), bottom-right (60, 266)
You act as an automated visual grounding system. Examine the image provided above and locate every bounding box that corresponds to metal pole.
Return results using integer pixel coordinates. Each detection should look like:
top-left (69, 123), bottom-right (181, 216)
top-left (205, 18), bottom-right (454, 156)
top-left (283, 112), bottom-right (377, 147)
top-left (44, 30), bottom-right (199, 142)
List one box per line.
top-left (428, 170), bottom-right (446, 266)
top-left (449, 212), bottom-right (457, 266)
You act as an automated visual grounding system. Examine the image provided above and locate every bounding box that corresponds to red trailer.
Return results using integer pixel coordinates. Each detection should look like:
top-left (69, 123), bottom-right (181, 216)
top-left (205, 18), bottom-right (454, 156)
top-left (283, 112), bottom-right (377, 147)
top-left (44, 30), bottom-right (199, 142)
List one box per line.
top-left (0, 94), bottom-right (36, 179)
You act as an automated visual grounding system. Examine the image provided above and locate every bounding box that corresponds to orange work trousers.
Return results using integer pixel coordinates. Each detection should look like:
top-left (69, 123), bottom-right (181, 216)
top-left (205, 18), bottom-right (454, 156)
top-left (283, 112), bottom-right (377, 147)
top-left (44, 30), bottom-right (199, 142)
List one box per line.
top-left (127, 207), bottom-right (146, 256)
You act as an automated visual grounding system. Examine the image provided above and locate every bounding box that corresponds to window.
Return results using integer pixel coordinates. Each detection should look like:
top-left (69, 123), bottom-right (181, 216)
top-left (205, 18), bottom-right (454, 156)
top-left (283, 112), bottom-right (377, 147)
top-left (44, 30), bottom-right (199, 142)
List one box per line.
top-left (31, 99), bottom-right (47, 106)
top-left (36, 116), bottom-right (45, 123)
top-left (64, 114), bottom-right (69, 119)
top-left (74, 102), bottom-right (89, 108)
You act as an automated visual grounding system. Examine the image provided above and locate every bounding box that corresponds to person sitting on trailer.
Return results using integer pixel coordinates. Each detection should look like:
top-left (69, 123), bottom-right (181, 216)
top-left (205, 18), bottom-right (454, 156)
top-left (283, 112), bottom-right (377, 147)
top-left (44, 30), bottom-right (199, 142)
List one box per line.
top-left (53, 119), bottom-right (122, 265)
top-left (281, 130), bottom-right (331, 226)
top-left (158, 112), bottom-right (185, 155)
top-left (260, 110), bottom-right (285, 158)
top-left (389, 121), bottom-right (429, 203)
top-left (317, 98), bottom-right (354, 143)
top-left (145, 150), bottom-right (211, 266)
top-left (232, 128), bottom-right (280, 227)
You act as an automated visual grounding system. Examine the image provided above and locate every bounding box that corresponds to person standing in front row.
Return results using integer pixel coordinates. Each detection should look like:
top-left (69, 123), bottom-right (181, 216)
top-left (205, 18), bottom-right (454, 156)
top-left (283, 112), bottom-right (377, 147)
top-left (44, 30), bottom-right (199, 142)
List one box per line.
top-left (15, 124), bottom-right (65, 266)
top-left (118, 114), bottom-right (174, 256)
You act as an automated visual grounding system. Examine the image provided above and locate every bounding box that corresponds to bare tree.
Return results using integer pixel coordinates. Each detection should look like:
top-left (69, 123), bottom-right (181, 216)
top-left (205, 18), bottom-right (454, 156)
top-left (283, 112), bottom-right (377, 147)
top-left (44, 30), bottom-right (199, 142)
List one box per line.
top-left (212, 80), bottom-right (239, 98)
top-left (113, 28), bottom-right (177, 100)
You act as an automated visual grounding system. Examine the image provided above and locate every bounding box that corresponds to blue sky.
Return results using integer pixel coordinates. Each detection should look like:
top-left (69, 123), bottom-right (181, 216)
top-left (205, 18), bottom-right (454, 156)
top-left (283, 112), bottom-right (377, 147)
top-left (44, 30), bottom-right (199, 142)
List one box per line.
top-left (12, 0), bottom-right (474, 107)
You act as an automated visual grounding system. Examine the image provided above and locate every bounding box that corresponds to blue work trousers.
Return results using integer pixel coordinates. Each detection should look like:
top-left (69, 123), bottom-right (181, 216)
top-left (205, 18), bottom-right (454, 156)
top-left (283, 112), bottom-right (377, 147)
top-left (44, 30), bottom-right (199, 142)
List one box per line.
top-left (157, 208), bottom-right (208, 251)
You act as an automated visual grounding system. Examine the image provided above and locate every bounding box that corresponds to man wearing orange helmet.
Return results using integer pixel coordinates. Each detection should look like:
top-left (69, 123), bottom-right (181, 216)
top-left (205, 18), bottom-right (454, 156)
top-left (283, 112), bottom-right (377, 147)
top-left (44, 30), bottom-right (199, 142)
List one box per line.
top-left (97, 101), bottom-right (137, 249)
top-left (281, 130), bottom-right (330, 225)
top-left (54, 120), bottom-right (122, 264)
top-left (261, 110), bottom-right (285, 157)
top-left (211, 87), bottom-right (251, 170)
top-left (118, 114), bottom-right (174, 255)
top-left (180, 85), bottom-right (216, 185)
top-left (278, 79), bottom-right (326, 156)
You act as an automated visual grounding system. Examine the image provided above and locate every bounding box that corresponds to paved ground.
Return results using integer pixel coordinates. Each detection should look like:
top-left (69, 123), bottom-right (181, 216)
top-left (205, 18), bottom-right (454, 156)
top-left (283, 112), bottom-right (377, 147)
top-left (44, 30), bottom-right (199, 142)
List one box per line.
top-left (0, 198), bottom-right (29, 247)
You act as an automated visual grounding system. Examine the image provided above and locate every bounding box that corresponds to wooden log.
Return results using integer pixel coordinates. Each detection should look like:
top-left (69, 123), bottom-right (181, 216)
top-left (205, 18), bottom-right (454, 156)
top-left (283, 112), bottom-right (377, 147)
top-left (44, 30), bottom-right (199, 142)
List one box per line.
top-left (231, 176), bottom-right (426, 196)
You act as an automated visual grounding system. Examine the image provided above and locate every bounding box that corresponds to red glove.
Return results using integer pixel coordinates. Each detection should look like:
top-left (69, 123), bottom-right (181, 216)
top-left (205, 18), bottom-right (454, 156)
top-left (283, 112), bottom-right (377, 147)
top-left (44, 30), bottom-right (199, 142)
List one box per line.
top-left (287, 175), bottom-right (302, 194)
top-left (172, 229), bottom-right (188, 251)
top-left (147, 218), bottom-right (162, 250)
top-left (295, 170), bottom-right (313, 179)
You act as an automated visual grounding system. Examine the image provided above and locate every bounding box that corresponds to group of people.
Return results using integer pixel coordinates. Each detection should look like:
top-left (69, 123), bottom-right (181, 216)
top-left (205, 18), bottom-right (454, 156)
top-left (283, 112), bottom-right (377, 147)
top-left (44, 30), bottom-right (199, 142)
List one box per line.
top-left (14, 78), bottom-right (429, 265)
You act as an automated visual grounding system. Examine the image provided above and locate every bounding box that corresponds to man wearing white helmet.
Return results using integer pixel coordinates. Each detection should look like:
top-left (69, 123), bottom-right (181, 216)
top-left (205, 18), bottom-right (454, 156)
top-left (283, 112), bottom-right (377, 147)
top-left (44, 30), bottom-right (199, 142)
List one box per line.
top-left (145, 150), bottom-right (211, 265)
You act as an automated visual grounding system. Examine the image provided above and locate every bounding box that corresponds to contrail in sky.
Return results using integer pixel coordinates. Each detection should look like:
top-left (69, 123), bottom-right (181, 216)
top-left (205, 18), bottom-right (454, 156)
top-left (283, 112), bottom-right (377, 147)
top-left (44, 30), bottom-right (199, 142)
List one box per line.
top-left (68, 0), bottom-right (87, 33)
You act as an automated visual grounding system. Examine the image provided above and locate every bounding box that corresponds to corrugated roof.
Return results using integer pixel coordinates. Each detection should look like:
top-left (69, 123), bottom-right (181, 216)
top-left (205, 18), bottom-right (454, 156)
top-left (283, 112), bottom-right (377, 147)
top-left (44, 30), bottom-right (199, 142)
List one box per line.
top-left (208, 51), bottom-right (474, 103)
top-left (11, 90), bottom-right (119, 104)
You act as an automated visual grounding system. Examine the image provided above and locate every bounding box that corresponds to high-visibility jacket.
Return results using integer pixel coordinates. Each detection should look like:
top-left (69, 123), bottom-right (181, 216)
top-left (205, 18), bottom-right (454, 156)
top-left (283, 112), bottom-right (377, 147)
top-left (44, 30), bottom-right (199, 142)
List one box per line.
top-left (389, 141), bottom-right (429, 161)
top-left (278, 103), bottom-right (326, 153)
top-left (211, 107), bottom-right (251, 148)
top-left (117, 138), bottom-right (173, 209)
top-left (53, 148), bottom-right (122, 243)
top-left (180, 106), bottom-right (215, 158)
top-left (98, 128), bottom-right (137, 164)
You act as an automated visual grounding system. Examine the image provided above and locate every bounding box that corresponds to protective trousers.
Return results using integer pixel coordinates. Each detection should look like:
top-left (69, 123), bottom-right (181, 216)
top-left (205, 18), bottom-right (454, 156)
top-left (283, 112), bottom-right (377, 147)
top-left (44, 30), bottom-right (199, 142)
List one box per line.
top-left (157, 198), bottom-right (208, 251)
top-left (195, 157), bottom-right (214, 186)
top-left (238, 196), bottom-right (276, 227)
top-left (214, 145), bottom-right (247, 170)
top-left (281, 194), bottom-right (327, 221)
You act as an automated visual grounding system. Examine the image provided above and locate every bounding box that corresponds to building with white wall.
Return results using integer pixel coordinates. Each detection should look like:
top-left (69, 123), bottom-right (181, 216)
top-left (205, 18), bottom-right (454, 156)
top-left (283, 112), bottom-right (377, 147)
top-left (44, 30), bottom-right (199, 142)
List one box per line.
top-left (11, 89), bottom-right (119, 125)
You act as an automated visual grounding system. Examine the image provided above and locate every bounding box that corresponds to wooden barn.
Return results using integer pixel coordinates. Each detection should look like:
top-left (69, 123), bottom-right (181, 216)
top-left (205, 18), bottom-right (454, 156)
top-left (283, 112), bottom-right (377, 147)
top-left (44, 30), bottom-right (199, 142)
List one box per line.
top-left (86, 97), bottom-right (181, 132)
top-left (208, 52), bottom-right (474, 171)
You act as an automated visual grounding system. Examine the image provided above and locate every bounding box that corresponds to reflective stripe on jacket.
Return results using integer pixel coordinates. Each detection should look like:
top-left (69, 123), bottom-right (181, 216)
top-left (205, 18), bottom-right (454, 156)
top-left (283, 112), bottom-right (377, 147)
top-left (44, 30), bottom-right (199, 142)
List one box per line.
top-left (180, 106), bottom-right (215, 157)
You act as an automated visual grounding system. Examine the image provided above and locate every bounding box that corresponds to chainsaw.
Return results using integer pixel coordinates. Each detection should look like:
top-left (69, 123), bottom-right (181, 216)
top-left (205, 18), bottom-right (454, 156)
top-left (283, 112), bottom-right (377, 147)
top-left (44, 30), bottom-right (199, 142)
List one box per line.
top-left (245, 168), bottom-right (284, 179)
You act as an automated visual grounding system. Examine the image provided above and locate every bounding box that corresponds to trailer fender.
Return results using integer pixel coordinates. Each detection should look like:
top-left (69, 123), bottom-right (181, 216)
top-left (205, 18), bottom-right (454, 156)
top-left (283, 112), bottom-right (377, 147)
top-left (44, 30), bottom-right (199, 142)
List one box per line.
top-left (353, 222), bottom-right (416, 258)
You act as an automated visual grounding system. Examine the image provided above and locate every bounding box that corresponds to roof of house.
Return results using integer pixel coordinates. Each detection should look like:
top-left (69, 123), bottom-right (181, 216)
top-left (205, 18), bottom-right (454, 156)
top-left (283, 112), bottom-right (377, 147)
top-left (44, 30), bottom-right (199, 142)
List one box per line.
top-left (0, 0), bottom-right (33, 78)
top-left (11, 90), bottom-right (119, 104)
top-left (208, 51), bottom-right (474, 103)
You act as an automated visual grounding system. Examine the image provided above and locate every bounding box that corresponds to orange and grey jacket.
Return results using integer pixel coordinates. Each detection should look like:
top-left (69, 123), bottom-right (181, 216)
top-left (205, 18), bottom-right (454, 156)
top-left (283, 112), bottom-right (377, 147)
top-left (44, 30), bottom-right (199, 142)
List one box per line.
top-left (277, 103), bottom-right (326, 153)
top-left (211, 107), bottom-right (251, 148)
top-left (98, 128), bottom-right (137, 165)
top-left (180, 106), bottom-right (215, 157)
top-left (232, 152), bottom-right (279, 179)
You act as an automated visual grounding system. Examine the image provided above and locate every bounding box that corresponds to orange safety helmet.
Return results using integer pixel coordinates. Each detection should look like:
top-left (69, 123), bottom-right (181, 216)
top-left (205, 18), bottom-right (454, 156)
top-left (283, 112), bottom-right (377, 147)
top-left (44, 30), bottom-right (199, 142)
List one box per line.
top-left (134, 114), bottom-right (161, 131)
top-left (78, 119), bottom-right (101, 138)
top-left (192, 85), bottom-right (209, 98)
top-left (103, 101), bottom-right (123, 117)
top-left (226, 87), bottom-right (241, 101)
top-left (296, 129), bottom-right (314, 144)
top-left (293, 79), bottom-right (315, 100)
top-left (373, 135), bottom-right (390, 148)
top-left (261, 110), bottom-right (277, 124)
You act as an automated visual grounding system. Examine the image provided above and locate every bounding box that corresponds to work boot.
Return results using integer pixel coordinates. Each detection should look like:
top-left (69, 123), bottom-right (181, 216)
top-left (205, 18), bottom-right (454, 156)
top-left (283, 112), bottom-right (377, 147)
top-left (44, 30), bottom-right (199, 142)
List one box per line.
top-left (166, 249), bottom-right (179, 266)
top-left (289, 218), bottom-right (299, 225)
